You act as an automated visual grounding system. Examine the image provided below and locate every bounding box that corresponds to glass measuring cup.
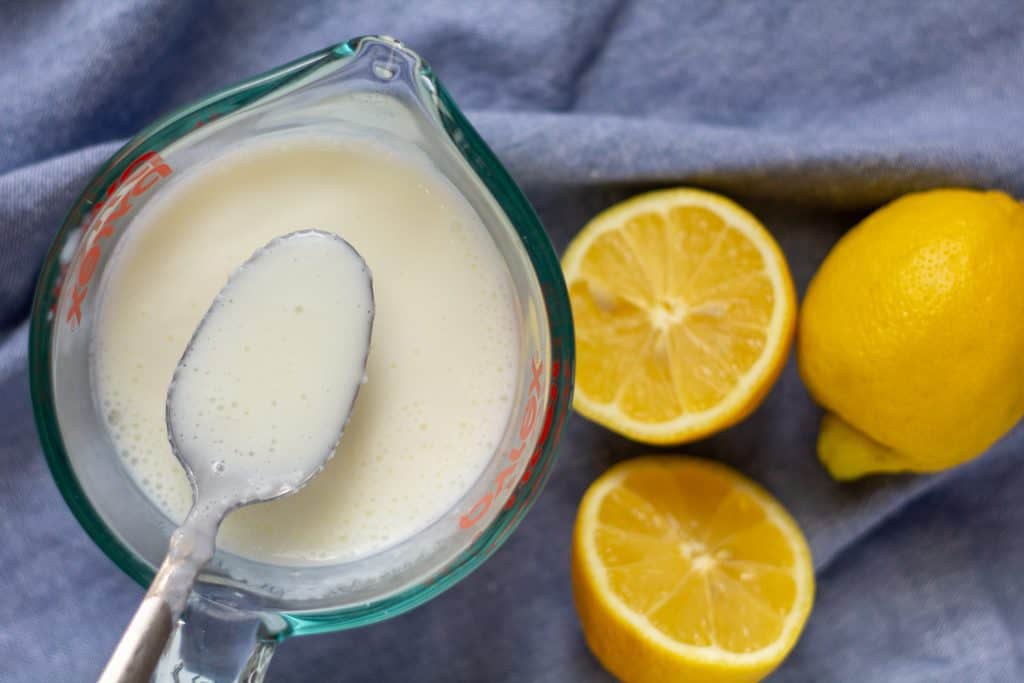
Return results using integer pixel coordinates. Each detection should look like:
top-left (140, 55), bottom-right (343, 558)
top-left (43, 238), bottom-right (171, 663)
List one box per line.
top-left (29, 35), bottom-right (574, 681)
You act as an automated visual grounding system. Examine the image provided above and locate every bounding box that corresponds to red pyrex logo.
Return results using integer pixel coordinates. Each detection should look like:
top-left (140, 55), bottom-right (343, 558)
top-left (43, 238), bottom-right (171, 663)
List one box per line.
top-left (65, 152), bottom-right (173, 329)
top-left (459, 357), bottom-right (546, 529)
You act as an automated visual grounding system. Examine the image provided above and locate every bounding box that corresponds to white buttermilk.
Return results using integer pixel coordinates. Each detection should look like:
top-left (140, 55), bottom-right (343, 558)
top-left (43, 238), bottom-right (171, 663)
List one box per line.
top-left (93, 134), bottom-right (519, 565)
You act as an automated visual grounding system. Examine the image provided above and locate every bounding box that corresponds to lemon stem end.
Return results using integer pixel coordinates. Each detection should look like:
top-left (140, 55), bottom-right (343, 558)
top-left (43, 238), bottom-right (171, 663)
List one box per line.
top-left (817, 413), bottom-right (907, 480)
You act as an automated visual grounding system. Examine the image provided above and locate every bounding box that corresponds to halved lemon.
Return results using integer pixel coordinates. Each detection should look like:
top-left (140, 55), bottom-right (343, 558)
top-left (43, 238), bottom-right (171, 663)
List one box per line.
top-left (572, 456), bottom-right (814, 683)
top-left (562, 188), bottom-right (796, 444)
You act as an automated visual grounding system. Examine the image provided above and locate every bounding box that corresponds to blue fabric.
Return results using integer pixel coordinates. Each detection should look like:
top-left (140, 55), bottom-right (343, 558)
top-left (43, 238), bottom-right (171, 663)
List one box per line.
top-left (2, 2), bottom-right (1024, 680)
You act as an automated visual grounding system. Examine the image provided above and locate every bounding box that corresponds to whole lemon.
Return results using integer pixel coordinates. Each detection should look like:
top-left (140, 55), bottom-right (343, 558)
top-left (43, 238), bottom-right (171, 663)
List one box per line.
top-left (799, 188), bottom-right (1024, 480)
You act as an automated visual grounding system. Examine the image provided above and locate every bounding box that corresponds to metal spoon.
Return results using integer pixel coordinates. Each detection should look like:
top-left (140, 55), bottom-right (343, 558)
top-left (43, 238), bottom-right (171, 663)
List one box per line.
top-left (98, 230), bottom-right (374, 683)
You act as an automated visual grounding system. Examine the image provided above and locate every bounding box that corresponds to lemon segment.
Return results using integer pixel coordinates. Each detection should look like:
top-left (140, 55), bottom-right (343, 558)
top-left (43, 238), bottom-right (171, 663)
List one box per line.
top-left (572, 456), bottom-right (815, 683)
top-left (563, 189), bottom-right (796, 445)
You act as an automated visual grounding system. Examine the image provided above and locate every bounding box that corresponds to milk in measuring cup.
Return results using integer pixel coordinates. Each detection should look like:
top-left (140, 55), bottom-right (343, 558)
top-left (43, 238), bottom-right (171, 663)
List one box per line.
top-left (92, 134), bottom-right (519, 565)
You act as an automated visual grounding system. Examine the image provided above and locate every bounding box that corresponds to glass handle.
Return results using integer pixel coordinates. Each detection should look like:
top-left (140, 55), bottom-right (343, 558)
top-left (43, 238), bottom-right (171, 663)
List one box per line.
top-left (150, 593), bottom-right (278, 683)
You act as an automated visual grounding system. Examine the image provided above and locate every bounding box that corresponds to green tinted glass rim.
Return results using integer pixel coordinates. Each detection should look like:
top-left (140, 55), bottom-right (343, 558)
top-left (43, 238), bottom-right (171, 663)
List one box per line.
top-left (28, 35), bottom-right (574, 634)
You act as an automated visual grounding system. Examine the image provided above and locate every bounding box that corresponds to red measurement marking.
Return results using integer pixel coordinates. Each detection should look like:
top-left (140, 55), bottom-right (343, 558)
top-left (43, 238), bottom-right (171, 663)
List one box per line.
top-left (460, 357), bottom-right (546, 529)
top-left (65, 152), bottom-right (172, 329)
top-left (190, 112), bottom-right (223, 130)
top-left (503, 370), bottom-right (559, 511)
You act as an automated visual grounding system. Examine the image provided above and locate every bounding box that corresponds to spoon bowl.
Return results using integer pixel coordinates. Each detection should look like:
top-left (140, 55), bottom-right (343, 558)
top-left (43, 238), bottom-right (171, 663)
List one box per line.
top-left (99, 230), bottom-right (374, 683)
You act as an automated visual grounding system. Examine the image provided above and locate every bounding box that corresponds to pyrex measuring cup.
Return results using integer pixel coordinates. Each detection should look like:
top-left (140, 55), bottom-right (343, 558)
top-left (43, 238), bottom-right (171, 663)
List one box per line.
top-left (29, 35), bottom-right (574, 681)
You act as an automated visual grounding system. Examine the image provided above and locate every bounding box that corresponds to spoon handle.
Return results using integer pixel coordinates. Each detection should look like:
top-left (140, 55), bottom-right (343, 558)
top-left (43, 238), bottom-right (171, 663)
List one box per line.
top-left (97, 551), bottom-right (201, 683)
top-left (97, 507), bottom-right (221, 683)
top-left (96, 589), bottom-right (177, 683)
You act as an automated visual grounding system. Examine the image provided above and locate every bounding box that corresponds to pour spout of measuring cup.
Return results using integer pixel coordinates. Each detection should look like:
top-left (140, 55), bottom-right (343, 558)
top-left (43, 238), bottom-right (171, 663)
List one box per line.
top-left (98, 230), bottom-right (375, 683)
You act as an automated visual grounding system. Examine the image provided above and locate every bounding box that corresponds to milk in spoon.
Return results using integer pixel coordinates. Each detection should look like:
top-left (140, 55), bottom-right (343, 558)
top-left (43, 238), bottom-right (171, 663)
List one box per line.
top-left (99, 231), bottom-right (373, 683)
top-left (167, 230), bottom-right (374, 511)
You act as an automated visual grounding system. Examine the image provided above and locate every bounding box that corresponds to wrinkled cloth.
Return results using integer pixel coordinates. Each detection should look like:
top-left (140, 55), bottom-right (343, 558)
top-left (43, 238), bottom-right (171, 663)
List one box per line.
top-left (3, 2), bottom-right (1024, 681)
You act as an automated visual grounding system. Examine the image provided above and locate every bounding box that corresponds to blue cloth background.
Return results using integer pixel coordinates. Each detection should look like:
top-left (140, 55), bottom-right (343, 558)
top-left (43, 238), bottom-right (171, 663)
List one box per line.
top-left (2, 1), bottom-right (1024, 681)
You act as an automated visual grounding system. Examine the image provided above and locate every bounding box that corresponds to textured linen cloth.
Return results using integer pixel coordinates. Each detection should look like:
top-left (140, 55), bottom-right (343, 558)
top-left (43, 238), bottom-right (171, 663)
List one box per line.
top-left (2, 2), bottom-right (1024, 681)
